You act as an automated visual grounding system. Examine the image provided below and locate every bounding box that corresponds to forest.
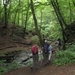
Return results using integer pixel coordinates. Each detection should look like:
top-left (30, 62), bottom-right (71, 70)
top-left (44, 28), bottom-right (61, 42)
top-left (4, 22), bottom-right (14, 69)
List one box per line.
top-left (0, 0), bottom-right (75, 75)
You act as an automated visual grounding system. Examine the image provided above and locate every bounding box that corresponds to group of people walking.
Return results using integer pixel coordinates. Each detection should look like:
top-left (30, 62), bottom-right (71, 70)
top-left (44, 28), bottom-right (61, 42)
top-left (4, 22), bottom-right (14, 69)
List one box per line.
top-left (31, 38), bottom-right (62, 70)
top-left (31, 39), bottom-right (53, 70)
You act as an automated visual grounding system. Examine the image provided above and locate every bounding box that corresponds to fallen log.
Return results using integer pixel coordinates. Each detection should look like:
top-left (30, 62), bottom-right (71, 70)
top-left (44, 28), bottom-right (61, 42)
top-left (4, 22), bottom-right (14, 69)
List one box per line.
top-left (0, 55), bottom-right (14, 60)
top-left (0, 45), bottom-right (16, 50)
top-left (15, 41), bottom-right (32, 45)
top-left (22, 55), bottom-right (32, 62)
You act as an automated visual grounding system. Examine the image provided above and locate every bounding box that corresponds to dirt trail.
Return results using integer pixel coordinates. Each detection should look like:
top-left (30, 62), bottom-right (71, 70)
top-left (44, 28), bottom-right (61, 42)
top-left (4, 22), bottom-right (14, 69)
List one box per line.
top-left (3, 63), bottom-right (75, 75)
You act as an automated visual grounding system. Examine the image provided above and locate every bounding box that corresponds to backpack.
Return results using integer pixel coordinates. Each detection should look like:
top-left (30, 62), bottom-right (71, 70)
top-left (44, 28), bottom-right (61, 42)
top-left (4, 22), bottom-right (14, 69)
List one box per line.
top-left (43, 43), bottom-right (49, 53)
top-left (31, 46), bottom-right (38, 55)
top-left (58, 41), bottom-right (62, 45)
top-left (49, 45), bottom-right (52, 51)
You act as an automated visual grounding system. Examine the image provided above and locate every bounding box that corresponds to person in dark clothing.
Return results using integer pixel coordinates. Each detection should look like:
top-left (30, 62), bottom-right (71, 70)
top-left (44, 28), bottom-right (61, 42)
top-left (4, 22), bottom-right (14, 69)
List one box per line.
top-left (57, 38), bottom-right (62, 50)
top-left (42, 39), bottom-right (49, 65)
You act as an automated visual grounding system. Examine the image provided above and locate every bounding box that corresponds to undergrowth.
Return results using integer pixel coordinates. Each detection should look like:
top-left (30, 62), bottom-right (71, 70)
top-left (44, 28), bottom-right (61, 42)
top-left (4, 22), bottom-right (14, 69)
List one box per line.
top-left (54, 43), bottom-right (75, 65)
top-left (0, 60), bottom-right (22, 75)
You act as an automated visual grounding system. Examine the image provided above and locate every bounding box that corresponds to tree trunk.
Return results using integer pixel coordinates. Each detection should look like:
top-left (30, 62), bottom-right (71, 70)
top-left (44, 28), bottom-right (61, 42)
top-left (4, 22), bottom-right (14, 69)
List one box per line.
top-left (17, 0), bottom-right (21, 25)
top-left (11, 11), bottom-right (17, 36)
top-left (22, 11), bottom-right (24, 26)
top-left (3, 3), bottom-right (8, 35)
top-left (55, 0), bottom-right (67, 27)
top-left (39, 10), bottom-right (42, 31)
top-left (8, 0), bottom-right (12, 23)
top-left (23, 1), bottom-right (29, 38)
top-left (30, 0), bottom-right (43, 46)
top-left (51, 0), bottom-right (66, 50)
top-left (72, 0), bottom-right (75, 6)
top-left (17, 12), bottom-right (19, 25)
top-left (0, 8), bottom-right (3, 21)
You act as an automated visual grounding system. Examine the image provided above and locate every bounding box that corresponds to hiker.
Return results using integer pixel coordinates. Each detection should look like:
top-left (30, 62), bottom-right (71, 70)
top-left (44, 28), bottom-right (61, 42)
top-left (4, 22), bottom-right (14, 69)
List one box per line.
top-left (42, 39), bottom-right (49, 65)
top-left (57, 38), bottom-right (62, 50)
top-left (48, 43), bottom-right (53, 62)
top-left (31, 43), bottom-right (39, 70)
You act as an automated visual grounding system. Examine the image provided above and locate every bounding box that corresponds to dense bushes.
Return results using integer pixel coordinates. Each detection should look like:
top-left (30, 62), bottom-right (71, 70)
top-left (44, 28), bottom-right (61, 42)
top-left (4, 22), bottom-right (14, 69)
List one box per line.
top-left (0, 60), bottom-right (20, 75)
top-left (54, 44), bottom-right (75, 65)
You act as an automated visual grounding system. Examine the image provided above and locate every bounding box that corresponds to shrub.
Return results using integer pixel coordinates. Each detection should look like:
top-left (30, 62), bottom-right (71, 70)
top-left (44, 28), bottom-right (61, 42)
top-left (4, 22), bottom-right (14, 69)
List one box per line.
top-left (54, 44), bottom-right (75, 65)
top-left (0, 60), bottom-right (22, 75)
top-left (31, 35), bottom-right (39, 44)
top-left (0, 60), bottom-right (8, 75)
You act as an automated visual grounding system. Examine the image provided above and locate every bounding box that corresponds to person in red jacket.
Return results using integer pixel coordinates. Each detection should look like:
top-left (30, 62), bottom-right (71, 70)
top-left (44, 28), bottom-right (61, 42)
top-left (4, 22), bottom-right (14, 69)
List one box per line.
top-left (31, 43), bottom-right (39, 70)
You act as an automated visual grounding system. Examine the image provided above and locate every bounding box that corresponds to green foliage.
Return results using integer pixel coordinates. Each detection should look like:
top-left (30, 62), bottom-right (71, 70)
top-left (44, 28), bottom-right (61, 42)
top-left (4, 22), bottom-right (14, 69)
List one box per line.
top-left (0, 60), bottom-right (23, 75)
top-left (66, 43), bottom-right (75, 51)
top-left (54, 44), bottom-right (75, 65)
top-left (1, 0), bottom-right (75, 40)
top-left (7, 62), bottom-right (18, 71)
top-left (57, 0), bottom-right (75, 24)
top-left (31, 35), bottom-right (39, 44)
top-left (0, 60), bottom-right (8, 75)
